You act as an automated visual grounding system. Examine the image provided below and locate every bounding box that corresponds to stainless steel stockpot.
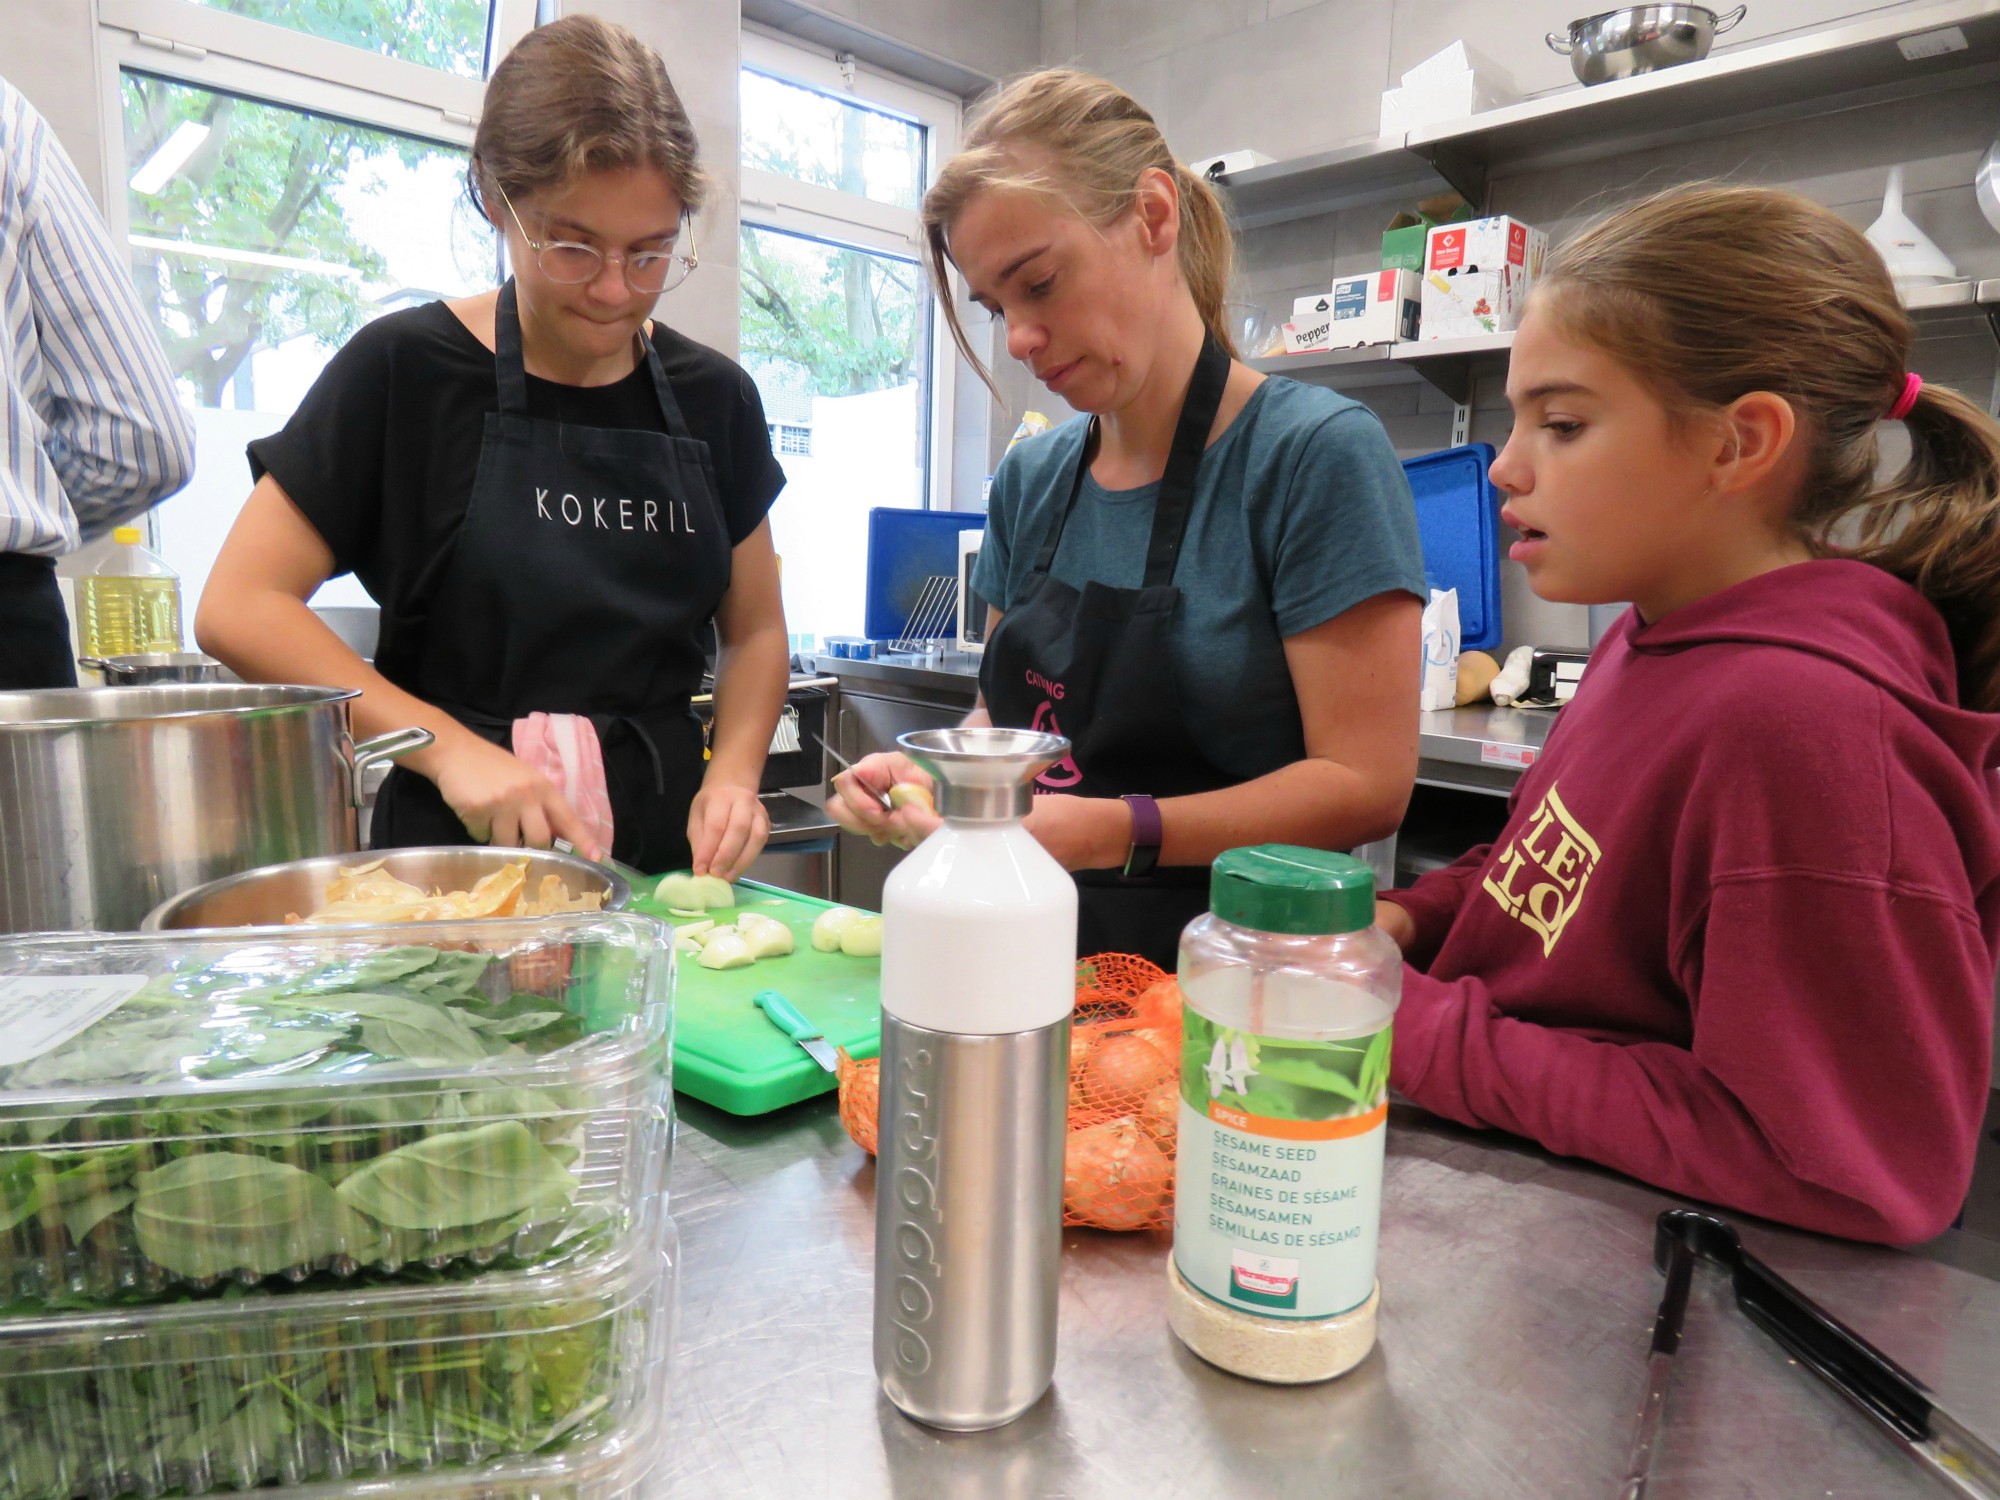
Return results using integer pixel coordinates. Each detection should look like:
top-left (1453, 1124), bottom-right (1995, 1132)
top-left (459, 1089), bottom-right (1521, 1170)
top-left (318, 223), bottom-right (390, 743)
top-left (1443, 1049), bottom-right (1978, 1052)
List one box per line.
top-left (0, 684), bottom-right (429, 932)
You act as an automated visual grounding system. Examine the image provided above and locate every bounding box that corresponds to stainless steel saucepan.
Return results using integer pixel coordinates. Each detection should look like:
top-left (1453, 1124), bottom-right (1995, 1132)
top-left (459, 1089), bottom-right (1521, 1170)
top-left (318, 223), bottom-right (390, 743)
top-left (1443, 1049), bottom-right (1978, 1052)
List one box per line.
top-left (0, 684), bottom-right (430, 932)
top-left (1547, 4), bottom-right (1746, 85)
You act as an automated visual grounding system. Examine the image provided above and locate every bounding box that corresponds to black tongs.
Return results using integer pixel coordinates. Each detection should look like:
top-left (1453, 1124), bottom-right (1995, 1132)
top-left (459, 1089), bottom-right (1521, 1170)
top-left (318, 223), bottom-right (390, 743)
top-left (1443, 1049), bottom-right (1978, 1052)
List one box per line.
top-left (1621, 1209), bottom-right (2000, 1499)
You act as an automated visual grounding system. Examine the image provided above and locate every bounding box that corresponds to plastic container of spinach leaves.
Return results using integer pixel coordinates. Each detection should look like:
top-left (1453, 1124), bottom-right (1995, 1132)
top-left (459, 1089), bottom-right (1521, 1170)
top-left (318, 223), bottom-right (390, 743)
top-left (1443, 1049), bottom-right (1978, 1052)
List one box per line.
top-left (0, 1206), bottom-right (676, 1500)
top-left (0, 914), bottom-right (672, 1306)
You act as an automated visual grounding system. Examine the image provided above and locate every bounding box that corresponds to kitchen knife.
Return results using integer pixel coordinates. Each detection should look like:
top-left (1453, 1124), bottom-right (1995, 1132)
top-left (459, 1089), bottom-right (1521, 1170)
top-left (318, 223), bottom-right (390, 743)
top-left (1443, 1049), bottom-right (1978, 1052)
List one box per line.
top-left (813, 729), bottom-right (896, 811)
top-left (1619, 1219), bottom-right (1695, 1498)
top-left (812, 730), bottom-right (936, 816)
top-left (753, 989), bottom-right (839, 1072)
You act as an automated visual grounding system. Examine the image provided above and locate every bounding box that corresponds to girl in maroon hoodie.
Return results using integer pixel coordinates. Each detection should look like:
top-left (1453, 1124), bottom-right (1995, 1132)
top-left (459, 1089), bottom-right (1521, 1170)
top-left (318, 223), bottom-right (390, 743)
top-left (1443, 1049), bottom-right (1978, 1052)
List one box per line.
top-left (1380, 185), bottom-right (2000, 1244)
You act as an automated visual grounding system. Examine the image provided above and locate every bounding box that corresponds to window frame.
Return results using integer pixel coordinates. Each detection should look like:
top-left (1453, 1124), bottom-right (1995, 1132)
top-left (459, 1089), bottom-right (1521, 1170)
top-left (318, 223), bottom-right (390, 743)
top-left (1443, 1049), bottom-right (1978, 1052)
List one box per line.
top-left (92, 0), bottom-right (528, 581)
top-left (738, 27), bottom-right (960, 508)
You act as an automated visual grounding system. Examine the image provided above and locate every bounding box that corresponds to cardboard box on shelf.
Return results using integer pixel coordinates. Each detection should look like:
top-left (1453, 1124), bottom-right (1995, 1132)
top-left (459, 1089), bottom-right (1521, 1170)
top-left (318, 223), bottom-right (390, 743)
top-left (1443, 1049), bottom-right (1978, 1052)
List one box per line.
top-left (1379, 41), bottom-right (1520, 137)
top-left (1420, 215), bottom-right (1548, 339)
top-left (1327, 269), bottom-right (1421, 349)
top-left (1284, 292), bottom-right (1334, 353)
top-left (1383, 192), bottom-right (1473, 271)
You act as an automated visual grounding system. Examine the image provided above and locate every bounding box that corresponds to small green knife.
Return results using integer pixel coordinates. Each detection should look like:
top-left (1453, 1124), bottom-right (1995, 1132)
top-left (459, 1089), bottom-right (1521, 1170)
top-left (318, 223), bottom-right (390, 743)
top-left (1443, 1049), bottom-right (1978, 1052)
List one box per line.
top-left (753, 989), bottom-right (838, 1072)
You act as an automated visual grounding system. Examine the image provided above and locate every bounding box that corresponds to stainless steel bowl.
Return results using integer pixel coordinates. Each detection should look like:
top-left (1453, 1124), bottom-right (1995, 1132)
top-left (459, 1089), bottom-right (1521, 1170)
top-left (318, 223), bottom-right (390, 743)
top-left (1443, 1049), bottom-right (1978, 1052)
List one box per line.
top-left (142, 845), bottom-right (632, 930)
top-left (1547, 4), bottom-right (1745, 85)
top-left (78, 652), bottom-right (226, 685)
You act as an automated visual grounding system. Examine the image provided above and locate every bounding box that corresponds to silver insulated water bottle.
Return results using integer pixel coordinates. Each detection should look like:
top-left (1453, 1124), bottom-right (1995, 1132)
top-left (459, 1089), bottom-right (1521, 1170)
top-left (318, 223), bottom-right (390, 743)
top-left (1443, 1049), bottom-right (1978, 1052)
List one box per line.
top-left (873, 728), bottom-right (1078, 1431)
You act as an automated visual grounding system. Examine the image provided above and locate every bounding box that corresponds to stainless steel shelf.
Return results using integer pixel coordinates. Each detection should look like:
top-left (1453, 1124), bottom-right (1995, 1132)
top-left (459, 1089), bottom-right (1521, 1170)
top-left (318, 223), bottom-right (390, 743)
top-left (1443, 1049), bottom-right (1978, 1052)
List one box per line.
top-left (1215, 140), bottom-right (1454, 231)
top-left (1218, 1), bottom-right (2000, 222)
top-left (1251, 331), bottom-right (1514, 404)
top-left (1250, 280), bottom-right (1998, 405)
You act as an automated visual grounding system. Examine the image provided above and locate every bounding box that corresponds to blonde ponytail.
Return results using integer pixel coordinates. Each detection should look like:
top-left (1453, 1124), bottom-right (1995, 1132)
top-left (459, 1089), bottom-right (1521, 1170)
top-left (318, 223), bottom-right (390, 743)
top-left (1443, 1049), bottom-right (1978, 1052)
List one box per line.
top-left (1539, 183), bottom-right (2000, 711)
top-left (921, 69), bottom-right (1236, 399)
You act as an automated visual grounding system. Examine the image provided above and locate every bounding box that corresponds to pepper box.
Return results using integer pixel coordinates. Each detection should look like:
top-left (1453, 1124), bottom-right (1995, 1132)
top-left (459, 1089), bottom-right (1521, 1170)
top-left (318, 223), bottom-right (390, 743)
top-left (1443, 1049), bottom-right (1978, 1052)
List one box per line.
top-left (1419, 215), bottom-right (1548, 340)
top-left (1285, 292), bottom-right (1335, 354)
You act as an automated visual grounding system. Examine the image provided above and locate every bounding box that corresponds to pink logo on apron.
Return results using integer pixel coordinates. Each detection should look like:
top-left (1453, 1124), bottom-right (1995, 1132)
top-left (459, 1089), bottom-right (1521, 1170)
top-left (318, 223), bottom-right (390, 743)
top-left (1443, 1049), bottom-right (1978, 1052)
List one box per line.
top-left (1028, 693), bottom-right (1083, 789)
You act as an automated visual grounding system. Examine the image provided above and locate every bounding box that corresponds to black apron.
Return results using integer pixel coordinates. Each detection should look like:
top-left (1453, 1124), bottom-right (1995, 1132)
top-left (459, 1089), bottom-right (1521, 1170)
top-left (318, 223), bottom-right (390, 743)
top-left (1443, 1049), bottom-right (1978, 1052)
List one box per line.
top-left (979, 332), bottom-right (1238, 968)
top-left (370, 281), bottom-right (733, 874)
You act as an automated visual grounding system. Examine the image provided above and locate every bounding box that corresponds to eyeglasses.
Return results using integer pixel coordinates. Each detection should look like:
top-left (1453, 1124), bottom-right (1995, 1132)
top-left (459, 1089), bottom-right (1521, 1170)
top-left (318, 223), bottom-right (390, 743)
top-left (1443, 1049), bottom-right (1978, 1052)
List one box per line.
top-left (497, 186), bottom-right (698, 294)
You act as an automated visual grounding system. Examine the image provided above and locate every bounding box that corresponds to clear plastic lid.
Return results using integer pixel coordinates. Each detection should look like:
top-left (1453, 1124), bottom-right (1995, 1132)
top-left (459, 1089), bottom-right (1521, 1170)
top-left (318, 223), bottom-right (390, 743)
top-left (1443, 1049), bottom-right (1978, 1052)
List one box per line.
top-left (0, 914), bottom-right (672, 1303)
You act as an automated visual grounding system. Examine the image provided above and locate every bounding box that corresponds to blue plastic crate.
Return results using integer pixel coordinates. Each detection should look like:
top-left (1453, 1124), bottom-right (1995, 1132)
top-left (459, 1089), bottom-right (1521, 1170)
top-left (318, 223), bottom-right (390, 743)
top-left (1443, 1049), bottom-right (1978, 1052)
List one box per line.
top-left (1403, 443), bottom-right (1503, 652)
top-left (864, 507), bottom-right (986, 643)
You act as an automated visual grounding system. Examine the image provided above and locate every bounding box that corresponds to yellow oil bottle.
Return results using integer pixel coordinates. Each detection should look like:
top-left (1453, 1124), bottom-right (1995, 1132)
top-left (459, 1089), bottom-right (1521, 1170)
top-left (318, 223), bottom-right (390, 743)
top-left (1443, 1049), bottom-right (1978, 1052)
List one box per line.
top-left (79, 526), bottom-right (182, 657)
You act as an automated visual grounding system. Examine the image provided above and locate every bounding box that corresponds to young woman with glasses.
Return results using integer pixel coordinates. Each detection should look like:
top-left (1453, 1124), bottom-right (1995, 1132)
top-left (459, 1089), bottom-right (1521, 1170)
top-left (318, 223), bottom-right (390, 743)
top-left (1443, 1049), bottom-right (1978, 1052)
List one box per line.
top-left (198, 15), bottom-right (789, 879)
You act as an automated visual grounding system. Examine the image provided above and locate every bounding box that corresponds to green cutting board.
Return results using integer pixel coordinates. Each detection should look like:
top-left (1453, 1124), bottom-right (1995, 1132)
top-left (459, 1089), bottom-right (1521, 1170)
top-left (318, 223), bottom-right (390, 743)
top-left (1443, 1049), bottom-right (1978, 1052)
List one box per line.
top-left (628, 876), bottom-right (881, 1116)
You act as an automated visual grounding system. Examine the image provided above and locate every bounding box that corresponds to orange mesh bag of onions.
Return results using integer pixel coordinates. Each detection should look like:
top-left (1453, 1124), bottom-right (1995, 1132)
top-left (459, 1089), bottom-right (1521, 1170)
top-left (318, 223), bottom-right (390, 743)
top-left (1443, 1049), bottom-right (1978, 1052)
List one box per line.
top-left (836, 953), bottom-right (1184, 1233)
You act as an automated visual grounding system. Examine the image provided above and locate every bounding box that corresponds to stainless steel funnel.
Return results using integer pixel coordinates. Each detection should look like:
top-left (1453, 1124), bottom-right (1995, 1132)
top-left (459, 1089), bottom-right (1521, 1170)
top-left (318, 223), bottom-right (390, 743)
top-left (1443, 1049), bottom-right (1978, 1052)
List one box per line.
top-left (896, 728), bottom-right (1070, 823)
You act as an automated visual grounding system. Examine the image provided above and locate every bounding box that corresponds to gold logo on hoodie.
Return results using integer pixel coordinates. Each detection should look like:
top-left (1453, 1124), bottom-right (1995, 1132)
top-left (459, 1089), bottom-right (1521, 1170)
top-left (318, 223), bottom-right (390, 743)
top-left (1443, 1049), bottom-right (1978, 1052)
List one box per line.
top-left (1483, 783), bottom-right (1601, 957)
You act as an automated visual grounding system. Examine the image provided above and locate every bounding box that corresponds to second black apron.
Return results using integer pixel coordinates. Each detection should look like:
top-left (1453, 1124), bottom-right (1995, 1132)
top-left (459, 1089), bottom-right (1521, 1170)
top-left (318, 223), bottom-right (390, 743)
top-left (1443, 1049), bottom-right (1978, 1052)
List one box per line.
top-left (979, 331), bottom-right (1239, 968)
top-left (370, 281), bottom-right (733, 873)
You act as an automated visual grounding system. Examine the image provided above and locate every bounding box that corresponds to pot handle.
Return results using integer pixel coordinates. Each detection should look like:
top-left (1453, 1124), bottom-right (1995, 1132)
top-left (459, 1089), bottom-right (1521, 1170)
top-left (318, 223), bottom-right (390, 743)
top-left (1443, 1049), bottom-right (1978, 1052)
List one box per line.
top-left (346, 726), bottom-right (434, 808)
top-left (1714, 4), bottom-right (1747, 35)
top-left (1545, 29), bottom-right (1574, 55)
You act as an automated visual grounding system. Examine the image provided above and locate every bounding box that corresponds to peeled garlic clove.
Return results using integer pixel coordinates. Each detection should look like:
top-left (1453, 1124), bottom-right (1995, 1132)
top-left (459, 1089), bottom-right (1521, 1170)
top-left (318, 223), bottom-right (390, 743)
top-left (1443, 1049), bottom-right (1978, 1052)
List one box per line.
top-left (812, 906), bottom-right (861, 952)
top-left (839, 914), bottom-right (884, 958)
top-left (736, 911), bottom-right (794, 959)
top-left (697, 931), bottom-right (755, 970)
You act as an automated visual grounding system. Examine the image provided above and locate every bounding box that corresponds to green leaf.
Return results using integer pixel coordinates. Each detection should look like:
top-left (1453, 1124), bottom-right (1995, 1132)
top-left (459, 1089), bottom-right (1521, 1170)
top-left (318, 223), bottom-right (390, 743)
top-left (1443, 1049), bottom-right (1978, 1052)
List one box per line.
top-left (401, 951), bottom-right (493, 997)
top-left (458, 1010), bottom-right (568, 1039)
top-left (245, 1026), bottom-right (349, 1065)
top-left (372, 1205), bottom-right (539, 1265)
top-left (351, 998), bottom-right (489, 1066)
top-left (62, 1186), bottom-right (133, 1243)
top-left (334, 1120), bottom-right (576, 1232)
top-left (132, 1152), bottom-right (355, 1277)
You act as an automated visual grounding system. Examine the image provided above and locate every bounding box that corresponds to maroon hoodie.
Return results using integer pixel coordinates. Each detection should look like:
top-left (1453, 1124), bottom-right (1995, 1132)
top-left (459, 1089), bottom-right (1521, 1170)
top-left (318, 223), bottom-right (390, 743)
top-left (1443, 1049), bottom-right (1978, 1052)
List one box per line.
top-left (1384, 560), bottom-right (2000, 1244)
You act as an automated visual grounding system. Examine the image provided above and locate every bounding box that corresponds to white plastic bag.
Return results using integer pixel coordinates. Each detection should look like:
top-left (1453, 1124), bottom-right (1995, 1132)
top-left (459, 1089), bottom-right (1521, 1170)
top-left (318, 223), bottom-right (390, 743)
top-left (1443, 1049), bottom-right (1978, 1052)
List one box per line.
top-left (1420, 588), bottom-right (1460, 711)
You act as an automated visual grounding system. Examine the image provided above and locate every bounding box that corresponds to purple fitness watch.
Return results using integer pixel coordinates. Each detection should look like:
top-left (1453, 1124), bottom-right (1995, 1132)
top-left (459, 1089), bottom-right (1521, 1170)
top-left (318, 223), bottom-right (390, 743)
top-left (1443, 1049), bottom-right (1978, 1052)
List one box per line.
top-left (1122, 793), bottom-right (1162, 878)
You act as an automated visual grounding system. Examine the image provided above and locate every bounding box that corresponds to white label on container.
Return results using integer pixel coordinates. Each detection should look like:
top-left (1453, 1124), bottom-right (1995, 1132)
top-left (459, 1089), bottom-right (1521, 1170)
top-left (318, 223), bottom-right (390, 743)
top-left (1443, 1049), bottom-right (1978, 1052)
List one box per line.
top-left (0, 975), bottom-right (148, 1066)
top-left (1481, 741), bottom-right (1536, 769)
top-left (1172, 1015), bottom-right (1391, 1320)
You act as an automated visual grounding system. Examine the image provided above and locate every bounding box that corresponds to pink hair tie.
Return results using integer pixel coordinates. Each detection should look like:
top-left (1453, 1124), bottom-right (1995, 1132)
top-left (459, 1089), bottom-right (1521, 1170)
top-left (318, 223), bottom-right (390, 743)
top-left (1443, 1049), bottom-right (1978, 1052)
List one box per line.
top-left (1885, 372), bottom-right (1922, 422)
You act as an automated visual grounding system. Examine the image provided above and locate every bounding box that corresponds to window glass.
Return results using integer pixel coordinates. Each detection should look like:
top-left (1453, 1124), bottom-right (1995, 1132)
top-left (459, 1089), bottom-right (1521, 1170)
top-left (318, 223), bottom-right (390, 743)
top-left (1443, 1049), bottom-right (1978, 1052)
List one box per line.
top-left (741, 224), bottom-right (927, 640)
top-left (180, 0), bottom-right (494, 79)
top-left (122, 71), bottom-right (494, 608)
top-left (741, 70), bottom-right (924, 211)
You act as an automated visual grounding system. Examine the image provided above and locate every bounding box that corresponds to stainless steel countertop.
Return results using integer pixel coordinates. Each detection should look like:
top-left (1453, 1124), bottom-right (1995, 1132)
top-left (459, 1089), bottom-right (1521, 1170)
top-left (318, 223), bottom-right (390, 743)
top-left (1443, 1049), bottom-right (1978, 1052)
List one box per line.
top-left (659, 1098), bottom-right (2000, 1498)
top-left (808, 651), bottom-right (985, 698)
top-left (813, 656), bottom-right (1555, 787)
top-left (1419, 703), bottom-right (1554, 771)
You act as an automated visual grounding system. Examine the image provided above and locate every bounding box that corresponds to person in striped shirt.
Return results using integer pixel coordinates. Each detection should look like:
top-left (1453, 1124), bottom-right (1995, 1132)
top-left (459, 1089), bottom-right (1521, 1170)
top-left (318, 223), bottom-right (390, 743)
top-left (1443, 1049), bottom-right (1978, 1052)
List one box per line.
top-left (0, 76), bottom-right (192, 689)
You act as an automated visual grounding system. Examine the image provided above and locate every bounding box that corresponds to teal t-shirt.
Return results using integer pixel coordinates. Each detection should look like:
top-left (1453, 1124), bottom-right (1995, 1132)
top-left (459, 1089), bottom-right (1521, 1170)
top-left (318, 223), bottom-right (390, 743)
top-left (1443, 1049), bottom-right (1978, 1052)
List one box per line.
top-left (973, 377), bottom-right (1424, 781)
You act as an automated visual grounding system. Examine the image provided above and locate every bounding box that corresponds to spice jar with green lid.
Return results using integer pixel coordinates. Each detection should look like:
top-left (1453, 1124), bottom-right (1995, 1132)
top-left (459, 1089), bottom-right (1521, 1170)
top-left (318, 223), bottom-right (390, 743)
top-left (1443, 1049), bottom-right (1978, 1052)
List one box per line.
top-left (1166, 845), bottom-right (1401, 1383)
